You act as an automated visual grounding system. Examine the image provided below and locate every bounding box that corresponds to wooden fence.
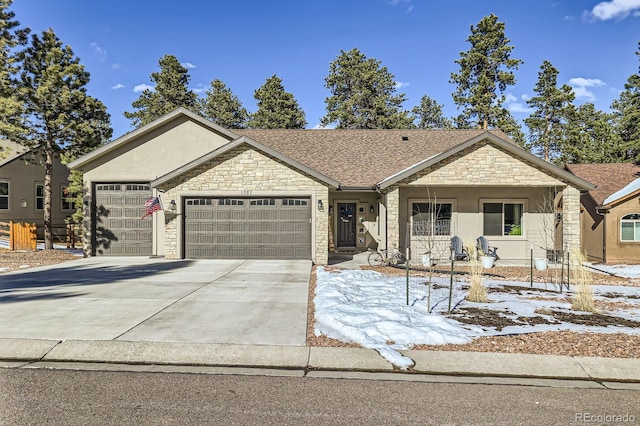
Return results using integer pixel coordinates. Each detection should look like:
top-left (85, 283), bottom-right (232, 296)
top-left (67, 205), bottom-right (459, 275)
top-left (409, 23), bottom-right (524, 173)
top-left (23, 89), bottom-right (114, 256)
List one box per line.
top-left (0, 221), bottom-right (37, 251)
top-left (0, 221), bottom-right (81, 251)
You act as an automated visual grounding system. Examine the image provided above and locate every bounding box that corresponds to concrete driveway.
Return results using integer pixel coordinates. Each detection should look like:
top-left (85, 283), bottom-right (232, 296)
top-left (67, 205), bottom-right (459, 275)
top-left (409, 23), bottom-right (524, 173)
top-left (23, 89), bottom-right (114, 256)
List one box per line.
top-left (0, 257), bottom-right (311, 346)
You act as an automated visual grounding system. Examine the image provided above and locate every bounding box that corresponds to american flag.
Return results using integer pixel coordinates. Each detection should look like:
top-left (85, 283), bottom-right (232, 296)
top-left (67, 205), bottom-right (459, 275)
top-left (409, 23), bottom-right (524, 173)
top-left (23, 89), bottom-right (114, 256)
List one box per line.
top-left (141, 197), bottom-right (162, 219)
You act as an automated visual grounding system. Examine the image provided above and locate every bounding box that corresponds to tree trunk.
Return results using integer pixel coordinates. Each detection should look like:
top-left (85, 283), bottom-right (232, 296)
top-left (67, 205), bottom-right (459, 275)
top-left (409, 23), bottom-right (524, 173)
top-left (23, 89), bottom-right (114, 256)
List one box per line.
top-left (44, 148), bottom-right (53, 250)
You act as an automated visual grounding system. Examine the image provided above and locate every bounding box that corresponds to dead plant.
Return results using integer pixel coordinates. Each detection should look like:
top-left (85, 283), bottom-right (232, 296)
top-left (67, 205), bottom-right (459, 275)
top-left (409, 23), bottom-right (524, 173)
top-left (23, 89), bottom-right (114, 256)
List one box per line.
top-left (466, 244), bottom-right (488, 303)
top-left (570, 249), bottom-right (597, 313)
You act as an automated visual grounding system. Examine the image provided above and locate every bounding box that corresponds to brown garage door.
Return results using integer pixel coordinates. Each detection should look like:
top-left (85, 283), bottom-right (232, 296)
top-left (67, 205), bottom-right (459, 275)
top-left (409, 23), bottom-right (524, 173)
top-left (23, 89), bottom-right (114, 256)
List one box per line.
top-left (184, 197), bottom-right (311, 259)
top-left (93, 183), bottom-right (153, 256)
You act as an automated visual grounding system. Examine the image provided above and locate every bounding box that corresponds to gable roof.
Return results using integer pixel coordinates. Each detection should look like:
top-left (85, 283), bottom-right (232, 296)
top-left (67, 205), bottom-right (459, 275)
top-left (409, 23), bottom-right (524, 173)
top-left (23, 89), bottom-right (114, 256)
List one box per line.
top-left (566, 163), bottom-right (640, 206)
top-left (152, 135), bottom-right (341, 188)
top-left (235, 128), bottom-right (511, 188)
top-left (0, 140), bottom-right (30, 167)
top-left (236, 128), bottom-right (594, 190)
top-left (68, 108), bottom-right (239, 170)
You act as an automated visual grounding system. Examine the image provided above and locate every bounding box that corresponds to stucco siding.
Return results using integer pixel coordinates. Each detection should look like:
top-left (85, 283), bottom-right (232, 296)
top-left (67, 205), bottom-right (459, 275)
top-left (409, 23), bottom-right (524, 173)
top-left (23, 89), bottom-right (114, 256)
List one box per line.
top-left (157, 144), bottom-right (330, 264)
top-left (0, 154), bottom-right (71, 225)
top-left (605, 198), bottom-right (640, 263)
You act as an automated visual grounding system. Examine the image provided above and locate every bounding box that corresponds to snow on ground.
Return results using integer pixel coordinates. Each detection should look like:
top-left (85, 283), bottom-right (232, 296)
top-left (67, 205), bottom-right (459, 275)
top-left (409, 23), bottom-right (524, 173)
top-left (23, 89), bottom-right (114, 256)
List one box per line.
top-left (314, 266), bottom-right (640, 369)
top-left (587, 263), bottom-right (640, 279)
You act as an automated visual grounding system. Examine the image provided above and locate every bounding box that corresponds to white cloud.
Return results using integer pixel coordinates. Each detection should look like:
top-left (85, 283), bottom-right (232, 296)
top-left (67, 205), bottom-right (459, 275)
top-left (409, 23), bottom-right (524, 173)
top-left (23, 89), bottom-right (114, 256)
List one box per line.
top-left (508, 103), bottom-right (533, 114)
top-left (504, 93), bottom-right (518, 103)
top-left (133, 83), bottom-right (154, 93)
top-left (192, 83), bottom-right (206, 94)
top-left (395, 81), bottom-right (410, 89)
top-left (111, 83), bottom-right (125, 90)
top-left (182, 62), bottom-right (196, 69)
top-left (589, 0), bottom-right (640, 20)
top-left (388, 0), bottom-right (414, 12)
top-left (568, 77), bottom-right (606, 102)
top-left (111, 62), bottom-right (121, 71)
top-left (312, 122), bottom-right (334, 129)
top-left (90, 42), bottom-right (107, 62)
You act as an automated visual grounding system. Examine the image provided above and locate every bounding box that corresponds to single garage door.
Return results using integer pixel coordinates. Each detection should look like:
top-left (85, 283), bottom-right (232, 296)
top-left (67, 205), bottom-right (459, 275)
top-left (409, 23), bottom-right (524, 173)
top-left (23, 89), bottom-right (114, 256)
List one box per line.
top-left (184, 197), bottom-right (311, 259)
top-left (94, 183), bottom-right (153, 256)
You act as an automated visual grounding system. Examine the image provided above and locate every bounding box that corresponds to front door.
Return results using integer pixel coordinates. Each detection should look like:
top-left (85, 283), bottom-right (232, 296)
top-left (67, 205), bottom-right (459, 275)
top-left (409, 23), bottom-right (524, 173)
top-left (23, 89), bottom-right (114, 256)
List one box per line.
top-left (336, 203), bottom-right (356, 248)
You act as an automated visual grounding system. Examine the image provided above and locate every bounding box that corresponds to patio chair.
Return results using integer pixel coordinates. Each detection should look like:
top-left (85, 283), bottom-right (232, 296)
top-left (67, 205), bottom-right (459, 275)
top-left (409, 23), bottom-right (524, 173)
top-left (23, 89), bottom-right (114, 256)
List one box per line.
top-left (450, 236), bottom-right (469, 261)
top-left (477, 236), bottom-right (499, 259)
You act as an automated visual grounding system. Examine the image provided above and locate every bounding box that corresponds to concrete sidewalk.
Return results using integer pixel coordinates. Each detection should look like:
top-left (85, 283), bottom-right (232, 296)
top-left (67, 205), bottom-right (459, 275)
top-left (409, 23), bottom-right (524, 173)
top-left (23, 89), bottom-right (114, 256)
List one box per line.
top-left (1, 338), bottom-right (640, 389)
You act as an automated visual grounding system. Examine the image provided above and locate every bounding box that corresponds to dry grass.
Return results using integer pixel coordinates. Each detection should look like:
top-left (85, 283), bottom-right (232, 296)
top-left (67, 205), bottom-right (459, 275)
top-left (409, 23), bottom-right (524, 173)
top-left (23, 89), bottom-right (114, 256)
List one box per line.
top-left (570, 250), bottom-right (597, 313)
top-left (465, 245), bottom-right (488, 303)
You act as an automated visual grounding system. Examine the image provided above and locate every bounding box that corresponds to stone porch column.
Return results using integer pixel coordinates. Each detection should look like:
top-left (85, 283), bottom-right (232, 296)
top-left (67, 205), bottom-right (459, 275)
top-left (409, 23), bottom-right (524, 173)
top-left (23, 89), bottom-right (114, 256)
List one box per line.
top-left (385, 187), bottom-right (400, 250)
top-left (562, 186), bottom-right (581, 254)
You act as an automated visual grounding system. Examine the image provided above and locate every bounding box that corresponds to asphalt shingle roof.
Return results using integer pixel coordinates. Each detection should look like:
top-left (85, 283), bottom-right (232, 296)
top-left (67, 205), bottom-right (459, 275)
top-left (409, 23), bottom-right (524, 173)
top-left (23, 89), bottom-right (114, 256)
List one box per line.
top-left (235, 129), bottom-right (511, 187)
top-left (566, 163), bottom-right (640, 205)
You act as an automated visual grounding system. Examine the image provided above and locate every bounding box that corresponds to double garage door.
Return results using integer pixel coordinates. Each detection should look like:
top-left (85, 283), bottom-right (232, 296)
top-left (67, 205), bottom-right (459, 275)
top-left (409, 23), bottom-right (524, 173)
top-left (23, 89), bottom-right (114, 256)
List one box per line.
top-left (184, 197), bottom-right (311, 259)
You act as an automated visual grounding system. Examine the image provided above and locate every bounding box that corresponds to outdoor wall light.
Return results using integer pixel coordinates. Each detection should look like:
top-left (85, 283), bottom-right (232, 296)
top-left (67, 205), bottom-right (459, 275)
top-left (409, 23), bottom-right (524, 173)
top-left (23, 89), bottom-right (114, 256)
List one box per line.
top-left (169, 199), bottom-right (177, 212)
top-left (317, 199), bottom-right (324, 211)
top-left (370, 205), bottom-right (375, 214)
top-left (20, 199), bottom-right (27, 208)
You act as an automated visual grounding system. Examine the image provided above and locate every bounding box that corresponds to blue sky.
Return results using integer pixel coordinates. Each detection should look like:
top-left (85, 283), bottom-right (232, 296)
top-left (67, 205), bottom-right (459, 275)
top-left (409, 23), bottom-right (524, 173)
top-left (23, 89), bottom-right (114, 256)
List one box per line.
top-left (12, 0), bottom-right (640, 139)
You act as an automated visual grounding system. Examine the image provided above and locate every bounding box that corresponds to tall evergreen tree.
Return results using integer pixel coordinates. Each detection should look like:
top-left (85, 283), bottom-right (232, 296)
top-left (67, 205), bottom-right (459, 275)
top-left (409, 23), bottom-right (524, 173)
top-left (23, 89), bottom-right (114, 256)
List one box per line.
top-left (450, 14), bottom-right (523, 130)
top-left (19, 29), bottom-right (112, 248)
top-left (496, 110), bottom-right (525, 146)
top-left (611, 42), bottom-right (640, 162)
top-left (0, 0), bottom-right (29, 156)
top-left (561, 103), bottom-right (624, 164)
top-left (322, 48), bottom-right (412, 129)
top-left (524, 60), bottom-right (575, 162)
top-left (124, 54), bottom-right (197, 128)
top-left (412, 95), bottom-right (452, 129)
top-left (199, 78), bottom-right (248, 129)
top-left (248, 74), bottom-right (306, 129)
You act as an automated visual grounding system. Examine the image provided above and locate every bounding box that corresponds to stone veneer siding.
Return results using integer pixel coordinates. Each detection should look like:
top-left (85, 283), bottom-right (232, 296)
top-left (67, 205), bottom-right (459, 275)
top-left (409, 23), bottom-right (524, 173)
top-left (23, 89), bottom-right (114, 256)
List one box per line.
top-left (158, 145), bottom-right (330, 264)
top-left (384, 142), bottom-right (581, 253)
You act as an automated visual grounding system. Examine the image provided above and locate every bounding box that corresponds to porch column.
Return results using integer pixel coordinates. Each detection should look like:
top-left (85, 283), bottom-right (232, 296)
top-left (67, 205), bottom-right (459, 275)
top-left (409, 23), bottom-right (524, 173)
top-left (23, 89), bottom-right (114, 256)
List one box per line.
top-left (315, 188), bottom-right (329, 265)
top-left (385, 187), bottom-right (400, 250)
top-left (562, 186), bottom-right (581, 254)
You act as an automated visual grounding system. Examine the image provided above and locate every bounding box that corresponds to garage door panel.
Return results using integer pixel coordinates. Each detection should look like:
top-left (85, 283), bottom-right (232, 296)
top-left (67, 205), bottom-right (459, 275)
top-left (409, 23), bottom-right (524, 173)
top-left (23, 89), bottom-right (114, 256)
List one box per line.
top-left (94, 183), bottom-right (152, 256)
top-left (185, 197), bottom-right (311, 259)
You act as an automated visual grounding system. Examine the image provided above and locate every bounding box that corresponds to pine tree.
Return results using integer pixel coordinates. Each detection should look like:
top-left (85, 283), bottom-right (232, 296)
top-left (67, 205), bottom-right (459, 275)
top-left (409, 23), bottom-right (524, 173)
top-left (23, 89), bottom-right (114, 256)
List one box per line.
top-left (496, 110), bottom-right (525, 146)
top-left (0, 0), bottom-right (29, 156)
top-left (322, 48), bottom-right (412, 129)
top-left (124, 54), bottom-right (197, 128)
top-left (19, 29), bottom-right (112, 248)
top-left (199, 78), bottom-right (248, 129)
top-left (611, 42), bottom-right (640, 162)
top-left (561, 103), bottom-right (624, 164)
top-left (524, 60), bottom-right (575, 162)
top-left (450, 14), bottom-right (523, 130)
top-left (248, 75), bottom-right (306, 129)
top-left (412, 95), bottom-right (452, 129)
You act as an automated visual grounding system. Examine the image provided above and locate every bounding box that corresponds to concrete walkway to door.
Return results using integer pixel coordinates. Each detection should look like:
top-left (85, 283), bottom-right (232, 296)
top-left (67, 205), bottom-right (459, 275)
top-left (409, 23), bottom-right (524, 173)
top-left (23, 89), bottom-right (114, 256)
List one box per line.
top-left (0, 257), bottom-right (311, 346)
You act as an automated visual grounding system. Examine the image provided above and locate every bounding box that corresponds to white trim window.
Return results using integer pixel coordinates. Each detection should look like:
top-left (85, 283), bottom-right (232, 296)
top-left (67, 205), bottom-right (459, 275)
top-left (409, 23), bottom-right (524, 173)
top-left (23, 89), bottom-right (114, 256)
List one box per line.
top-left (0, 180), bottom-right (8, 210)
top-left (621, 213), bottom-right (640, 242)
top-left (411, 201), bottom-right (453, 236)
top-left (61, 185), bottom-right (72, 211)
top-left (35, 183), bottom-right (44, 210)
top-left (482, 201), bottom-right (524, 236)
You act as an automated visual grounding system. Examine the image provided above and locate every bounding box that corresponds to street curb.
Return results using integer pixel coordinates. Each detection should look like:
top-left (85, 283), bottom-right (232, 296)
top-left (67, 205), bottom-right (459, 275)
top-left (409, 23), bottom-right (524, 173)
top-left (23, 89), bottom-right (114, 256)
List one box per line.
top-left (0, 338), bottom-right (61, 361)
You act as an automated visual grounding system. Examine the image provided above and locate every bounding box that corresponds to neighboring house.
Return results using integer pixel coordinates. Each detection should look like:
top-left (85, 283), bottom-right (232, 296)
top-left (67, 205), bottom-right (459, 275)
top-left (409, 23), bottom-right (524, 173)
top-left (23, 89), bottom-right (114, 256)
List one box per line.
top-left (0, 140), bottom-right (73, 226)
top-left (69, 108), bottom-right (594, 264)
top-left (567, 163), bottom-right (640, 264)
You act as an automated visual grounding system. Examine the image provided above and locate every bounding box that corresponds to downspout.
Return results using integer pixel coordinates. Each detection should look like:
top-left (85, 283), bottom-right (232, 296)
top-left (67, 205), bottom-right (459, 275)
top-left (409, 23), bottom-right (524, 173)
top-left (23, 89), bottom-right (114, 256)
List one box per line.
top-left (596, 206), bottom-right (608, 263)
top-left (375, 185), bottom-right (387, 251)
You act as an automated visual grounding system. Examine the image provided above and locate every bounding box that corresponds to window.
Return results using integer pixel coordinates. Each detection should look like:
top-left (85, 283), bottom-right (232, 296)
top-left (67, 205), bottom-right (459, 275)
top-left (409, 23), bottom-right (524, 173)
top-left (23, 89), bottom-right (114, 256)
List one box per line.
top-left (483, 202), bottom-right (523, 236)
top-left (61, 186), bottom-right (72, 210)
top-left (186, 198), bottom-right (212, 206)
top-left (250, 199), bottom-right (276, 206)
top-left (35, 184), bottom-right (44, 210)
top-left (125, 184), bottom-right (150, 191)
top-left (621, 213), bottom-right (640, 242)
top-left (96, 184), bottom-right (121, 191)
top-left (0, 181), bottom-right (8, 210)
top-left (411, 202), bottom-right (452, 236)
top-left (282, 199), bottom-right (308, 206)
top-left (218, 198), bottom-right (244, 206)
